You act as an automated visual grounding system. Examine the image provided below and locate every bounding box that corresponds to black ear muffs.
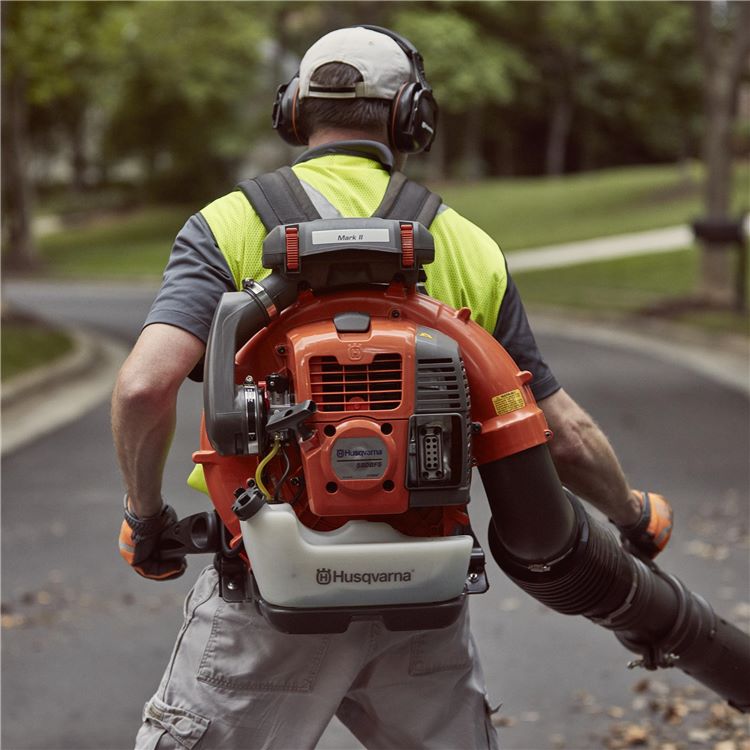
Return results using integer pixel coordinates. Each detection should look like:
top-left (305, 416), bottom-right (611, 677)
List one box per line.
top-left (272, 26), bottom-right (439, 153)
top-left (272, 76), bottom-right (306, 146)
top-left (390, 81), bottom-right (438, 154)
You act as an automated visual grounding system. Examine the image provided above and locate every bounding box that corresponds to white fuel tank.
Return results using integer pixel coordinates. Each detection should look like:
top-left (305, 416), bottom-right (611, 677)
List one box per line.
top-left (239, 503), bottom-right (473, 608)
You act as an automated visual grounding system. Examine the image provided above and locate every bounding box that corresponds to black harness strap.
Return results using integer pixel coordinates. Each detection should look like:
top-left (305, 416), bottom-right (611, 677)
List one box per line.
top-left (236, 166), bottom-right (321, 232)
top-left (237, 166), bottom-right (442, 229)
top-left (373, 171), bottom-right (443, 227)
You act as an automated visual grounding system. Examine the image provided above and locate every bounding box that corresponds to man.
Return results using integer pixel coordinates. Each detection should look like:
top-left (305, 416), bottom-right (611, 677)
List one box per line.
top-left (113, 26), bottom-right (673, 749)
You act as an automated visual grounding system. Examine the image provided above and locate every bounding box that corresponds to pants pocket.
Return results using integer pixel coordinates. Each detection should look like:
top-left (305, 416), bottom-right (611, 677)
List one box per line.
top-left (408, 605), bottom-right (473, 676)
top-left (197, 602), bottom-right (330, 692)
top-left (136, 695), bottom-right (210, 750)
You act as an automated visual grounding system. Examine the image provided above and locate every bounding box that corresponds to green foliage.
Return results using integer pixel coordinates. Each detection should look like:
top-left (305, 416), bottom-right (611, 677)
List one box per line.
top-left (1, 320), bottom-right (73, 380)
top-left (101, 2), bottom-right (273, 201)
top-left (390, 5), bottom-right (529, 111)
top-left (0, 0), bottom-right (721, 200)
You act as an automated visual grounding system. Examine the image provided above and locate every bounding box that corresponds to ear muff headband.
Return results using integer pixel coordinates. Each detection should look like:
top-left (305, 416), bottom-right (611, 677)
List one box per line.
top-left (271, 25), bottom-right (438, 152)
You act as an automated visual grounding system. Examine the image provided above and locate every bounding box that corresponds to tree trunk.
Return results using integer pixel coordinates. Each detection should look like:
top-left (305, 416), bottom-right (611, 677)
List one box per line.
top-left (545, 92), bottom-right (573, 176)
top-left (695, 2), bottom-right (750, 306)
top-left (1, 69), bottom-right (37, 271)
top-left (460, 108), bottom-right (485, 180)
top-left (69, 110), bottom-right (88, 193)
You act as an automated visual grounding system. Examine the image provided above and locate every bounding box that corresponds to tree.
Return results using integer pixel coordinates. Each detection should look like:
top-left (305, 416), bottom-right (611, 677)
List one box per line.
top-left (389, 3), bottom-right (530, 178)
top-left (101, 2), bottom-right (273, 202)
top-left (694, 1), bottom-right (750, 306)
top-left (2, 1), bottom-right (123, 270)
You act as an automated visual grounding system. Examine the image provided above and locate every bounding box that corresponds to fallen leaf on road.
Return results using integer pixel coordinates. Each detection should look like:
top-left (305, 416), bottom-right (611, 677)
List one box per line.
top-left (1, 614), bottom-right (26, 629)
top-left (730, 602), bottom-right (750, 620)
top-left (622, 724), bottom-right (649, 746)
top-left (714, 740), bottom-right (737, 750)
top-left (521, 711), bottom-right (540, 723)
top-left (684, 540), bottom-right (730, 561)
top-left (663, 699), bottom-right (689, 724)
top-left (689, 729), bottom-right (715, 744)
top-left (498, 597), bottom-right (521, 612)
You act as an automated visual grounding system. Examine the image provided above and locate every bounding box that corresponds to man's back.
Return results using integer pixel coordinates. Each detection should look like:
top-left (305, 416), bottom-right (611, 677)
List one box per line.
top-left (200, 144), bottom-right (509, 334)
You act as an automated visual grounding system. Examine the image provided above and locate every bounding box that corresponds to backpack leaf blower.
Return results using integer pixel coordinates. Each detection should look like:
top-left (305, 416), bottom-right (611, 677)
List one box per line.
top-left (157, 217), bottom-right (750, 712)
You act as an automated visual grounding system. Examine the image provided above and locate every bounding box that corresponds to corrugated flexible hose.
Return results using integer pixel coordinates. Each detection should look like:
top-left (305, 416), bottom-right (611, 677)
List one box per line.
top-left (480, 445), bottom-right (750, 713)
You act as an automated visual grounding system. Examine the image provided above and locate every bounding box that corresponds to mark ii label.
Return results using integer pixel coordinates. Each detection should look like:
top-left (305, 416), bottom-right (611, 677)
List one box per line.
top-left (332, 437), bottom-right (388, 479)
top-left (311, 228), bottom-right (390, 245)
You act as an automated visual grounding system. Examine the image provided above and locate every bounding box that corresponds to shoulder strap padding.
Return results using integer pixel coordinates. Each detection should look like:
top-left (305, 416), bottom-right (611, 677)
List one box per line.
top-left (236, 166), bottom-right (321, 232)
top-left (373, 172), bottom-right (443, 227)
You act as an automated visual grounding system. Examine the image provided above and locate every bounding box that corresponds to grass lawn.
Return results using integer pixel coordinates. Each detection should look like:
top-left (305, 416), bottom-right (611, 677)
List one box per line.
top-left (436, 161), bottom-right (749, 252)
top-left (1, 320), bottom-right (74, 381)
top-left (33, 162), bottom-right (749, 279)
top-left (514, 247), bottom-right (750, 336)
top-left (25, 162), bottom-right (750, 337)
top-left (37, 205), bottom-right (191, 278)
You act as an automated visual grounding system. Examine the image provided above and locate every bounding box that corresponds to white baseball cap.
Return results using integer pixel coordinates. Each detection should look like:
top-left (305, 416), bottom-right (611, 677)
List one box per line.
top-left (298, 27), bottom-right (414, 100)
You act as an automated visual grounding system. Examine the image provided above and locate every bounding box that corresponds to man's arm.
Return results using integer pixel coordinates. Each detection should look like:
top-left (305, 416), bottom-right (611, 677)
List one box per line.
top-left (112, 323), bottom-right (205, 518)
top-left (539, 389), bottom-right (674, 558)
top-left (538, 388), bottom-right (640, 526)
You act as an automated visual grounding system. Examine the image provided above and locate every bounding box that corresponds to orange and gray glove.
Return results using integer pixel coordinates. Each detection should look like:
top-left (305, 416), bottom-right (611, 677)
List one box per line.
top-left (118, 498), bottom-right (186, 580)
top-left (617, 490), bottom-right (674, 560)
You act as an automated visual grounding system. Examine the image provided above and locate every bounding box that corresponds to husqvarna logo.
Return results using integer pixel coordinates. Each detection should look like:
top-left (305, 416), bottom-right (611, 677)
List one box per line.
top-left (315, 568), bottom-right (413, 585)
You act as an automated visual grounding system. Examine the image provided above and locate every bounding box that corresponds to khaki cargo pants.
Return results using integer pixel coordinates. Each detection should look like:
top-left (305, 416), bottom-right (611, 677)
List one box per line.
top-left (135, 566), bottom-right (500, 749)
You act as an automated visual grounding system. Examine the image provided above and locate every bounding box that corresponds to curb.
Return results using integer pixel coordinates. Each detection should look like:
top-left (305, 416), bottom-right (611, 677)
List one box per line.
top-left (2, 328), bottom-right (98, 407)
top-left (529, 310), bottom-right (749, 397)
top-left (0, 311), bottom-right (746, 459)
top-left (1, 328), bottom-right (129, 456)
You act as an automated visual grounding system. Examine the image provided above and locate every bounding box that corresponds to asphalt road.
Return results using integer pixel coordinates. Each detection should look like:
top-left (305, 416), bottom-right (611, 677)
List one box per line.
top-left (2, 281), bottom-right (748, 750)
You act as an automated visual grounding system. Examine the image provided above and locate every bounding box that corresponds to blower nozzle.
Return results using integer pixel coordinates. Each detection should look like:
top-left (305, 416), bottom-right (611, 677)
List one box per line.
top-left (481, 445), bottom-right (750, 713)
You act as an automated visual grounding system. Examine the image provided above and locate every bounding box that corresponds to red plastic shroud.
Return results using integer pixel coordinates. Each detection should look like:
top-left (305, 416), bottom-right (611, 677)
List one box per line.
top-left (193, 284), bottom-right (550, 547)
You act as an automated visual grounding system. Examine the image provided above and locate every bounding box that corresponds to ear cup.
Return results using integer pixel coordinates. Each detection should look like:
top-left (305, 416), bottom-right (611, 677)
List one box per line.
top-left (272, 77), bottom-right (307, 146)
top-left (390, 83), bottom-right (438, 154)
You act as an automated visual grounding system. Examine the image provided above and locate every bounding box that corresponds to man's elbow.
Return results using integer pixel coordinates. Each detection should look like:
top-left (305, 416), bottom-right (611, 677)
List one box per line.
top-left (546, 414), bottom-right (595, 473)
top-left (112, 363), bottom-right (179, 417)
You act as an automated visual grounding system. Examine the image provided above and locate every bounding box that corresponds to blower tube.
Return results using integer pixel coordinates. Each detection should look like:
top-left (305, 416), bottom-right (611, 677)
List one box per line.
top-left (204, 273), bottom-right (298, 456)
top-left (480, 445), bottom-right (750, 712)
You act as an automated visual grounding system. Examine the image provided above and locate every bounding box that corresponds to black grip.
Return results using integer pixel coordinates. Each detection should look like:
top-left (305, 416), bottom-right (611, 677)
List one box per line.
top-left (157, 512), bottom-right (223, 559)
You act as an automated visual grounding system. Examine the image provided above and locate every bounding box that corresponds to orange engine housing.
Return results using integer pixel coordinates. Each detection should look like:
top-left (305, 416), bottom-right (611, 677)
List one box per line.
top-left (193, 285), bottom-right (550, 546)
top-left (286, 317), bottom-right (417, 516)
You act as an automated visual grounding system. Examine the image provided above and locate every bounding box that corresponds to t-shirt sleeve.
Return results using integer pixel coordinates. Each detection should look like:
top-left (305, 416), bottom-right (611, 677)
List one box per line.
top-left (492, 263), bottom-right (561, 401)
top-left (143, 213), bottom-right (236, 382)
top-left (144, 212), bottom-right (236, 343)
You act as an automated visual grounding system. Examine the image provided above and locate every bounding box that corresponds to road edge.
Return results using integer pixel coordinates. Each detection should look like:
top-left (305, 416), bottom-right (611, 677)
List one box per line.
top-left (529, 310), bottom-right (749, 397)
top-left (1, 328), bottom-right (129, 456)
top-left (0, 313), bottom-right (746, 459)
